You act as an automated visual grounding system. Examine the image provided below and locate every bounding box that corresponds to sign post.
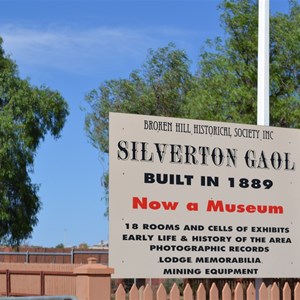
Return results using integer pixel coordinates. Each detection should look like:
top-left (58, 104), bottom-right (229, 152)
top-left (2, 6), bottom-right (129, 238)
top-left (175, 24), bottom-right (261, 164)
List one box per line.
top-left (257, 1), bottom-right (270, 297)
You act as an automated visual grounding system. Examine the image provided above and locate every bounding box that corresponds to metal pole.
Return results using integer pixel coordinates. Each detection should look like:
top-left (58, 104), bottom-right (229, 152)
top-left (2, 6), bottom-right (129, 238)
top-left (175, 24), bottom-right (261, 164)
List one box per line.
top-left (257, 0), bottom-right (270, 126)
top-left (71, 248), bottom-right (74, 264)
top-left (256, 0), bottom-right (269, 298)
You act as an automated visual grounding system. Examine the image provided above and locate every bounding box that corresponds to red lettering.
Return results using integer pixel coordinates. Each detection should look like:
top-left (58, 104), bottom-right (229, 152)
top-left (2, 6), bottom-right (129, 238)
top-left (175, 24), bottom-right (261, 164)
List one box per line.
top-left (132, 196), bottom-right (178, 210)
top-left (206, 199), bottom-right (283, 214)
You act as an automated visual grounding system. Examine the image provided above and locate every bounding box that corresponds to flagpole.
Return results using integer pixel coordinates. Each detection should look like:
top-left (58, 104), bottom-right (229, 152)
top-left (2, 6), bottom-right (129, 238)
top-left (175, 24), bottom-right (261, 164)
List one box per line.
top-left (256, 0), bottom-right (269, 298)
top-left (257, 0), bottom-right (270, 126)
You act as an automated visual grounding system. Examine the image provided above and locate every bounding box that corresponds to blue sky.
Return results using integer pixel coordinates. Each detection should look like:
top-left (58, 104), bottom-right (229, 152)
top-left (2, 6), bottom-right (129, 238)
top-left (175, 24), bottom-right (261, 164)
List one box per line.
top-left (0, 0), bottom-right (290, 247)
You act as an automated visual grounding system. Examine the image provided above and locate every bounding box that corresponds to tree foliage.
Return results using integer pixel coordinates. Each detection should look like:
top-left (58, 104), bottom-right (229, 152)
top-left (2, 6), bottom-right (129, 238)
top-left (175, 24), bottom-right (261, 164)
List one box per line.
top-left (85, 42), bottom-right (192, 154)
top-left (184, 0), bottom-right (300, 126)
top-left (84, 43), bottom-right (192, 214)
top-left (84, 0), bottom-right (300, 214)
top-left (0, 37), bottom-right (69, 246)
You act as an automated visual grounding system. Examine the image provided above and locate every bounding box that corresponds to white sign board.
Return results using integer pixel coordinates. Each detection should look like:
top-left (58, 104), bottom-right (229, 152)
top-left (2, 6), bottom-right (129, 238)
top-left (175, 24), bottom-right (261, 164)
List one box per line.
top-left (109, 112), bottom-right (300, 278)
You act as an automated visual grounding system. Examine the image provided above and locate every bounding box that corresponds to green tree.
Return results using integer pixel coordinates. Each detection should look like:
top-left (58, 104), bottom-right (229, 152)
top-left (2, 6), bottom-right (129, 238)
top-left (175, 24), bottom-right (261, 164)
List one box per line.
top-left (55, 243), bottom-right (65, 249)
top-left (0, 37), bottom-right (69, 246)
top-left (184, 0), bottom-right (300, 126)
top-left (85, 42), bottom-right (192, 154)
top-left (84, 43), bottom-right (193, 214)
top-left (84, 0), bottom-right (300, 214)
